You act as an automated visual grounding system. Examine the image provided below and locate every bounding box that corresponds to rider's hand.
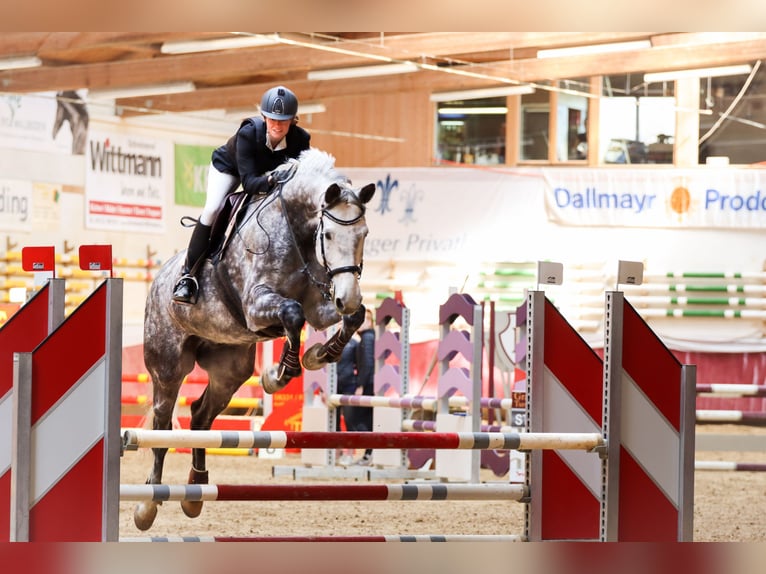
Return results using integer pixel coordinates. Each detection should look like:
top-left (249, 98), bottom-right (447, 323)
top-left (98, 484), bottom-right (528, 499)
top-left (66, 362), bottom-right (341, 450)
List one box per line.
top-left (268, 169), bottom-right (289, 188)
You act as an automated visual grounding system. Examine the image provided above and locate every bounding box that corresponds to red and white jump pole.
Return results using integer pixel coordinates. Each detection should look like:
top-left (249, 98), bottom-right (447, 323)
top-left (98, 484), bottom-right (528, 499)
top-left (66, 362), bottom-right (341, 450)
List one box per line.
top-left (10, 278), bottom-right (123, 541)
top-left (0, 277), bottom-right (65, 542)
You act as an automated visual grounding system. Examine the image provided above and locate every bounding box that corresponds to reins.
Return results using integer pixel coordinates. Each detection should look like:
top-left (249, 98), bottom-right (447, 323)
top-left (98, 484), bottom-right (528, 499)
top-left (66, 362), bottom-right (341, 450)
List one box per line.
top-left (234, 165), bottom-right (366, 301)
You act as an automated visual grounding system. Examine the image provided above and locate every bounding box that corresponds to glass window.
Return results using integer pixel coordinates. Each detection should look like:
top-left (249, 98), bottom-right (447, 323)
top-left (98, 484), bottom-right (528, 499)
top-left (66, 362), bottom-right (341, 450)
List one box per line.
top-left (699, 62), bottom-right (766, 165)
top-left (435, 97), bottom-right (506, 165)
top-left (600, 73), bottom-right (675, 165)
top-left (520, 91), bottom-right (549, 161)
top-left (556, 78), bottom-right (589, 161)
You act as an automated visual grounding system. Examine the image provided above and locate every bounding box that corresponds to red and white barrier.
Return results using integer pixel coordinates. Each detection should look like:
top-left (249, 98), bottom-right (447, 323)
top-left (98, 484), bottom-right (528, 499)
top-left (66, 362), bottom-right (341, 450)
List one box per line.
top-left (523, 291), bottom-right (605, 541)
top-left (0, 279), bottom-right (65, 542)
top-left (9, 278), bottom-right (123, 541)
top-left (602, 291), bottom-right (695, 542)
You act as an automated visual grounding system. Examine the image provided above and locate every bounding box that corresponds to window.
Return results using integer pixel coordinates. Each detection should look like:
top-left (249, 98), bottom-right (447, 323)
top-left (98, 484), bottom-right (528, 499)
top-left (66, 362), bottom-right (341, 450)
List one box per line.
top-left (556, 78), bottom-right (589, 161)
top-left (520, 91), bottom-right (549, 161)
top-left (435, 97), bottom-right (506, 165)
top-left (698, 62), bottom-right (766, 165)
top-left (599, 73), bottom-right (676, 165)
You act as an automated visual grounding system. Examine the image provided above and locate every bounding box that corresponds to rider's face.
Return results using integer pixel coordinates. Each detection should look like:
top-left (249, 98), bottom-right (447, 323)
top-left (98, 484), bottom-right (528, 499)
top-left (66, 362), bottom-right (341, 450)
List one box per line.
top-left (265, 117), bottom-right (291, 144)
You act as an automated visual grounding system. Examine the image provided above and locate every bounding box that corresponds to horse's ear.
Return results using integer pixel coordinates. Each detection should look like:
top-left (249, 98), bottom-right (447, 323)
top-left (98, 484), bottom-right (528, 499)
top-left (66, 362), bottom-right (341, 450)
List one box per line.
top-left (358, 183), bottom-right (376, 204)
top-left (324, 183), bottom-right (342, 206)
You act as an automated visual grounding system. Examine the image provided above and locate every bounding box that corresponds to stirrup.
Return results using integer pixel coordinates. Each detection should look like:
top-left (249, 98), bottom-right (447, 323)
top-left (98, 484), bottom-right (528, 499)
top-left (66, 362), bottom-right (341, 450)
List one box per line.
top-left (172, 274), bottom-right (199, 305)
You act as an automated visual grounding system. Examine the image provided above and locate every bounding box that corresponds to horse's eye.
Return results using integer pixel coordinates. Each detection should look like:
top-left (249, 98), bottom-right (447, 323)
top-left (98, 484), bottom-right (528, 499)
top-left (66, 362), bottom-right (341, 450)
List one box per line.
top-left (324, 231), bottom-right (333, 241)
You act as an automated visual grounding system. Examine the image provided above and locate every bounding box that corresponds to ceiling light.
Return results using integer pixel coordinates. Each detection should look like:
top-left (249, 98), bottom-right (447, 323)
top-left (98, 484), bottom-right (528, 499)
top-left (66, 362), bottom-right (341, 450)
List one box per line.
top-left (537, 40), bottom-right (651, 59)
top-left (644, 64), bottom-right (753, 83)
top-left (438, 107), bottom-right (508, 115)
top-left (0, 55), bottom-right (42, 71)
top-left (87, 82), bottom-right (196, 100)
top-left (307, 62), bottom-right (418, 81)
top-left (431, 85), bottom-right (535, 102)
top-left (160, 35), bottom-right (280, 54)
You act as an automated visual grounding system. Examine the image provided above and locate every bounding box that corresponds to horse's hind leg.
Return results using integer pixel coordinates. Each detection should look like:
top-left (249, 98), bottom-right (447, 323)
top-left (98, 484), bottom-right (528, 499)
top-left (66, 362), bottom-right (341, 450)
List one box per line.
top-left (302, 305), bottom-right (366, 369)
top-left (132, 370), bottom-right (187, 530)
top-left (180, 343), bottom-right (256, 519)
top-left (133, 332), bottom-right (195, 531)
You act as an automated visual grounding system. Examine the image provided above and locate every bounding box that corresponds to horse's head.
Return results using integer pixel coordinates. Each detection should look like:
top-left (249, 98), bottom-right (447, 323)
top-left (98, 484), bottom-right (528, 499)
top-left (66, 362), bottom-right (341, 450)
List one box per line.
top-left (315, 180), bottom-right (375, 315)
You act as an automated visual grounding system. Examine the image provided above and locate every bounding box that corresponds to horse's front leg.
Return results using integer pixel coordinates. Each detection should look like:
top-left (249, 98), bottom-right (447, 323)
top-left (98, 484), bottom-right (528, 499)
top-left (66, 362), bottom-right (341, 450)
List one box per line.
top-left (302, 305), bottom-right (366, 370)
top-left (259, 298), bottom-right (306, 394)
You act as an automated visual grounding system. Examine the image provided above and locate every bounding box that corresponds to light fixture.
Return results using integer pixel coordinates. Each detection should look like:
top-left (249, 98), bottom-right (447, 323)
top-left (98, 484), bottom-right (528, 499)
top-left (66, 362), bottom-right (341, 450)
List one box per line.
top-left (307, 62), bottom-right (418, 81)
top-left (297, 103), bottom-right (326, 115)
top-left (438, 107), bottom-right (508, 115)
top-left (430, 85), bottom-right (535, 102)
top-left (160, 35), bottom-right (280, 54)
top-left (644, 64), bottom-right (753, 83)
top-left (0, 55), bottom-right (42, 71)
top-left (87, 82), bottom-right (196, 100)
top-left (537, 40), bottom-right (651, 59)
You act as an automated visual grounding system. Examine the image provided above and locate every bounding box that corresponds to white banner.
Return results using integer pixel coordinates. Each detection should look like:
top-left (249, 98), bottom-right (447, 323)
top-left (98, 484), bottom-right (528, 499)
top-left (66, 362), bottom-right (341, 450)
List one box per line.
top-left (0, 179), bottom-right (32, 231)
top-left (341, 166), bottom-right (543, 265)
top-left (0, 92), bottom-right (81, 155)
top-left (85, 130), bottom-right (169, 233)
top-left (543, 168), bottom-right (766, 229)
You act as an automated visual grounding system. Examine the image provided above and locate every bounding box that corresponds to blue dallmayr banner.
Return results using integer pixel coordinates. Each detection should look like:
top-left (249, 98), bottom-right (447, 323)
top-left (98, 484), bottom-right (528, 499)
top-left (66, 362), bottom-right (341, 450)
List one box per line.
top-left (542, 167), bottom-right (766, 229)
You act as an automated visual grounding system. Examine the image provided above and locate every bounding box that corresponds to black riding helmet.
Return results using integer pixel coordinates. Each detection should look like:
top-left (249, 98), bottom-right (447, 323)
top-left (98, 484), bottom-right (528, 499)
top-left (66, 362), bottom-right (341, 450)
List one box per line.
top-left (260, 86), bottom-right (299, 120)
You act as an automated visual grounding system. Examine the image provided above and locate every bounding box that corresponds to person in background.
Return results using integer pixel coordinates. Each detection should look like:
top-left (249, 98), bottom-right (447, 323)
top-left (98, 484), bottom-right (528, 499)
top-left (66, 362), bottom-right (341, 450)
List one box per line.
top-left (335, 327), bottom-right (360, 466)
top-left (352, 309), bottom-right (375, 465)
top-left (172, 85), bottom-right (311, 305)
top-left (334, 308), bottom-right (375, 466)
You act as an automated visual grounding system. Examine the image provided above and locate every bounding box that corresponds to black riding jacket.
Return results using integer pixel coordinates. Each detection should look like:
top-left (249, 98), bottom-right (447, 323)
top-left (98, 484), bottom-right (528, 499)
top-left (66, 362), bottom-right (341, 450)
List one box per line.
top-left (211, 117), bottom-right (311, 195)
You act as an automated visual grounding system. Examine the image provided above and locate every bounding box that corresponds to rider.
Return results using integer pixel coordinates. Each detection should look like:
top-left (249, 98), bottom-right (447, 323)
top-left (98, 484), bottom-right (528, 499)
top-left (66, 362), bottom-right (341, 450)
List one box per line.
top-left (172, 85), bottom-right (312, 304)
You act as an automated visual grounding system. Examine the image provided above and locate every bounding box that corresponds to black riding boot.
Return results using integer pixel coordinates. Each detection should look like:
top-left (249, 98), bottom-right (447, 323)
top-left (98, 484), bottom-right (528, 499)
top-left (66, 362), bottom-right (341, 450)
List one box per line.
top-left (172, 222), bottom-right (212, 305)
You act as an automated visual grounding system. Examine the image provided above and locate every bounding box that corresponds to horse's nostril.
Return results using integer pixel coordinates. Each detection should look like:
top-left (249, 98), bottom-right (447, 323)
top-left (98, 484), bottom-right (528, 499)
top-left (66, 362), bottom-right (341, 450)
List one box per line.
top-left (335, 297), bottom-right (344, 311)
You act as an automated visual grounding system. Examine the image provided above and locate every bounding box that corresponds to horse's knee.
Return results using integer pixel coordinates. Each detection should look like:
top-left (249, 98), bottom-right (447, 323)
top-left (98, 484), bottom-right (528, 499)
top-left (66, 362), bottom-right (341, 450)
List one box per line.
top-left (279, 301), bottom-right (305, 334)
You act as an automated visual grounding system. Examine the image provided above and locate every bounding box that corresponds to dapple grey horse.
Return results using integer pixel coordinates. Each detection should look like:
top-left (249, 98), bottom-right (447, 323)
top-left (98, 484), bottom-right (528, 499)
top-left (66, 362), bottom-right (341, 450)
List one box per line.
top-left (134, 148), bottom-right (375, 530)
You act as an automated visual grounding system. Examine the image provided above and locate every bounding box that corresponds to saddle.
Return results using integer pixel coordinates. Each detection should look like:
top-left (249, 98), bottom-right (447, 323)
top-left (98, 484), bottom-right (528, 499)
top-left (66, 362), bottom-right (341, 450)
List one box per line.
top-left (209, 191), bottom-right (254, 265)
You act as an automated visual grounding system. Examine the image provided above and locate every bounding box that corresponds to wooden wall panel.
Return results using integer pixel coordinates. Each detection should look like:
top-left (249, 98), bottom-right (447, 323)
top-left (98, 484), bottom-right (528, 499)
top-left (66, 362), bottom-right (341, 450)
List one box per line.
top-left (303, 90), bottom-right (434, 168)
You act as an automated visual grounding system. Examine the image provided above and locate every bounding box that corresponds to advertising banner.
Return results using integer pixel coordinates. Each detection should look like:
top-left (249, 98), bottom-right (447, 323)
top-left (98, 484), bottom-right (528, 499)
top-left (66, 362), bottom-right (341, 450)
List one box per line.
top-left (174, 143), bottom-right (216, 207)
top-left (85, 130), bottom-right (170, 233)
top-left (543, 168), bottom-right (766, 229)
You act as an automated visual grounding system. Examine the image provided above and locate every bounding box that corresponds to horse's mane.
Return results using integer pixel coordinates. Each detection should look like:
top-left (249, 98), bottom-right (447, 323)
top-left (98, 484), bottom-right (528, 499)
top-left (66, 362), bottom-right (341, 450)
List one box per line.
top-left (287, 148), bottom-right (349, 200)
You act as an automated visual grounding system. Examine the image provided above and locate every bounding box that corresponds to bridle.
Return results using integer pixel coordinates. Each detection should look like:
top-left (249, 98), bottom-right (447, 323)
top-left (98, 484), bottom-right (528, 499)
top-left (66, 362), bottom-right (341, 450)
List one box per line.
top-left (276, 186), bottom-right (367, 301)
top-left (316, 203), bottom-right (366, 279)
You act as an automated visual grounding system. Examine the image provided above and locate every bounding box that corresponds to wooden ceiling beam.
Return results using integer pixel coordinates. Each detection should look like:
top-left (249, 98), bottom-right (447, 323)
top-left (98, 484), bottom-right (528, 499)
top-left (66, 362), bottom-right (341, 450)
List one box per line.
top-left (0, 32), bottom-right (656, 93)
top-left (114, 39), bottom-right (766, 116)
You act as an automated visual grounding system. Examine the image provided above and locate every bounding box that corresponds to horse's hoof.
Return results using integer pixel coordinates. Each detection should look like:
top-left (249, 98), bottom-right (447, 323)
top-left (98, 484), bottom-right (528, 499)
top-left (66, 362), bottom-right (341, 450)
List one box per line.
top-left (301, 343), bottom-right (328, 370)
top-left (181, 500), bottom-right (204, 518)
top-left (261, 365), bottom-right (283, 394)
top-left (134, 501), bottom-right (159, 531)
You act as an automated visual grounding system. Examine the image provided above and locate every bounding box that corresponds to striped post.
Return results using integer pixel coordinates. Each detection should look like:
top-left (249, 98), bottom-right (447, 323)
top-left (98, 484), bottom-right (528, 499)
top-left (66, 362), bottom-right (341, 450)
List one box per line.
top-left (696, 410), bottom-right (766, 424)
top-left (372, 297), bottom-right (411, 470)
top-left (695, 461), bottom-right (766, 472)
top-left (602, 291), bottom-right (695, 542)
top-left (121, 534), bottom-right (524, 542)
top-left (0, 279), bottom-right (65, 542)
top-left (435, 293), bottom-right (483, 482)
top-left (696, 384), bottom-right (766, 398)
top-left (524, 291), bottom-right (605, 542)
top-left (122, 429), bottom-right (603, 451)
top-left (119, 482), bottom-right (527, 502)
top-left (10, 279), bottom-right (122, 541)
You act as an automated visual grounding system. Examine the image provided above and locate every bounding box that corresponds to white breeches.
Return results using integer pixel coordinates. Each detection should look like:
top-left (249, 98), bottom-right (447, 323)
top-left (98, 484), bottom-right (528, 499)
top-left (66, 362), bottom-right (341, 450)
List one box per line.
top-left (200, 165), bottom-right (240, 226)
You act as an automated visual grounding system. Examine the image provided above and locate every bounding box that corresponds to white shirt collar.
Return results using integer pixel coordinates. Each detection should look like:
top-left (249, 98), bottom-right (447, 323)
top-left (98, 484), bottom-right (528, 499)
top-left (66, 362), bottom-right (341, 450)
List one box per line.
top-left (267, 136), bottom-right (287, 152)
